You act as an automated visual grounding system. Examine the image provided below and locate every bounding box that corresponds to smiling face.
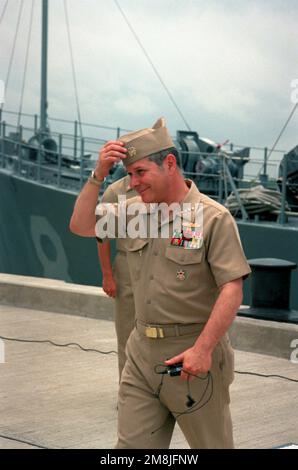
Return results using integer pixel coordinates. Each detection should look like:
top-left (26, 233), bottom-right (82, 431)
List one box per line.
top-left (127, 156), bottom-right (174, 203)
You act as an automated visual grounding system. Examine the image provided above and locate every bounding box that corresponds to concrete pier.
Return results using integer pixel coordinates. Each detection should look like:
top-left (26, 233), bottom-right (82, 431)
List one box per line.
top-left (0, 274), bottom-right (297, 449)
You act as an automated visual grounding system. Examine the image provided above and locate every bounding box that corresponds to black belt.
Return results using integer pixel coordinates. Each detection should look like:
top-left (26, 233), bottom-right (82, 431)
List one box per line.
top-left (135, 320), bottom-right (205, 339)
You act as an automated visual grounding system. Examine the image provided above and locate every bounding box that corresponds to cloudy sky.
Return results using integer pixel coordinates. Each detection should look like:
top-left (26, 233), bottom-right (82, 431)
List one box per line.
top-left (0, 0), bottom-right (298, 161)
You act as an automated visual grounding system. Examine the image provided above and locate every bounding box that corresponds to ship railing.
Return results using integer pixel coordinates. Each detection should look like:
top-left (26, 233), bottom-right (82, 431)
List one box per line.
top-left (0, 134), bottom-right (82, 192)
top-left (1, 108), bottom-right (288, 171)
top-left (1, 109), bottom-right (288, 170)
top-left (0, 120), bottom-right (109, 160)
top-left (181, 149), bottom-right (298, 224)
top-left (1, 110), bottom-right (298, 223)
top-left (0, 120), bottom-right (107, 191)
top-left (0, 109), bottom-right (132, 159)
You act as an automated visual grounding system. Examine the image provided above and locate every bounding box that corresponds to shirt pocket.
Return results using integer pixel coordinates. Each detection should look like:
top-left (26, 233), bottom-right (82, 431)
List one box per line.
top-left (126, 239), bottom-right (149, 281)
top-left (163, 245), bottom-right (204, 290)
top-left (165, 245), bottom-right (203, 265)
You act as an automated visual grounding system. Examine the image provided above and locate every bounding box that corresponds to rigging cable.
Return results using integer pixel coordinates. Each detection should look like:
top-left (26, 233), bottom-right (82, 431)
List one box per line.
top-left (0, 0), bottom-right (8, 26)
top-left (113, 0), bottom-right (192, 131)
top-left (1, 0), bottom-right (24, 111)
top-left (257, 101), bottom-right (298, 177)
top-left (63, 0), bottom-right (83, 138)
top-left (17, 0), bottom-right (35, 128)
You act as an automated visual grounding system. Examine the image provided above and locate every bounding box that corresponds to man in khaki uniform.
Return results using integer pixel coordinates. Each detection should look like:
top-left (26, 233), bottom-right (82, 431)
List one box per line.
top-left (98, 175), bottom-right (137, 379)
top-left (69, 118), bottom-right (251, 449)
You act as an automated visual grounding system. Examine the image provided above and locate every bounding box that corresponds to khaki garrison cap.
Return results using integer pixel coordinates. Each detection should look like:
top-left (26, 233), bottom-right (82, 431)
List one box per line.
top-left (119, 117), bottom-right (175, 167)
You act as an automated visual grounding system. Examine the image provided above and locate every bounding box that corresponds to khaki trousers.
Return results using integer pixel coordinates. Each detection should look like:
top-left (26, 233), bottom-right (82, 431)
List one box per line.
top-left (114, 251), bottom-right (135, 379)
top-left (116, 325), bottom-right (234, 449)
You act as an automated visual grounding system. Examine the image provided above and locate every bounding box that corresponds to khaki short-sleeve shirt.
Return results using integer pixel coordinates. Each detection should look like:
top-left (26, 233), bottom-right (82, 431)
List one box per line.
top-left (100, 175), bottom-right (137, 252)
top-left (96, 181), bottom-right (251, 324)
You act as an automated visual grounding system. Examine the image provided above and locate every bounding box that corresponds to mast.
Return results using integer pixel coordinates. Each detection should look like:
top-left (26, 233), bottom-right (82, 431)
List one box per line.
top-left (40, 0), bottom-right (48, 135)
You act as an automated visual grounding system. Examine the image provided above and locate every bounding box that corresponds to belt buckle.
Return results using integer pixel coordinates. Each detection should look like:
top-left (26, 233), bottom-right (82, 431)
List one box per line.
top-left (145, 326), bottom-right (164, 339)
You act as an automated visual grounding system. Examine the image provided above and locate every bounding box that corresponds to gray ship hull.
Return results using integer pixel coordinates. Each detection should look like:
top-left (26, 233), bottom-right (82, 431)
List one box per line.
top-left (0, 171), bottom-right (102, 288)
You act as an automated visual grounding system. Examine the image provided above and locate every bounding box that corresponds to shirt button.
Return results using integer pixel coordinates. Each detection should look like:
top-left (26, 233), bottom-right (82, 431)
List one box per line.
top-left (154, 252), bottom-right (158, 256)
top-left (147, 299), bottom-right (151, 304)
top-left (150, 275), bottom-right (154, 280)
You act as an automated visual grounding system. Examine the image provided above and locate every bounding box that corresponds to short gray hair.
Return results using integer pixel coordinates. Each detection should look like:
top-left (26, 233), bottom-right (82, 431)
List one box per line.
top-left (147, 147), bottom-right (180, 167)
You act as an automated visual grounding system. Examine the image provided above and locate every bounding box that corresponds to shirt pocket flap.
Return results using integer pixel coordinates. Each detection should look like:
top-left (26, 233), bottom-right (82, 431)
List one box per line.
top-left (127, 238), bottom-right (149, 252)
top-left (165, 246), bottom-right (203, 265)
